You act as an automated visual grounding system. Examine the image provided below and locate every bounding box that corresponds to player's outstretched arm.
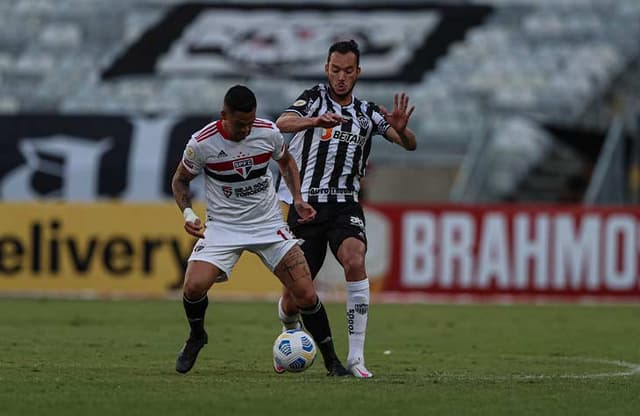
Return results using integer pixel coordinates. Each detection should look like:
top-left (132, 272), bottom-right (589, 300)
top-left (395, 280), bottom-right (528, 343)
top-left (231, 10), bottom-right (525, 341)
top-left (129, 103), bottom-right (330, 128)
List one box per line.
top-left (276, 150), bottom-right (316, 224)
top-left (276, 111), bottom-right (344, 133)
top-left (380, 92), bottom-right (417, 151)
top-left (171, 162), bottom-right (205, 238)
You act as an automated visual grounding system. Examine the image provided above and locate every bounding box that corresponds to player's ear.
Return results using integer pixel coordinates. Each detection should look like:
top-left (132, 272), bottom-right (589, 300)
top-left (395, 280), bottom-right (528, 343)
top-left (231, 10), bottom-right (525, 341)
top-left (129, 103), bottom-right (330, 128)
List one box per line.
top-left (220, 109), bottom-right (227, 120)
top-left (324, 63), bottom-right (329, 75)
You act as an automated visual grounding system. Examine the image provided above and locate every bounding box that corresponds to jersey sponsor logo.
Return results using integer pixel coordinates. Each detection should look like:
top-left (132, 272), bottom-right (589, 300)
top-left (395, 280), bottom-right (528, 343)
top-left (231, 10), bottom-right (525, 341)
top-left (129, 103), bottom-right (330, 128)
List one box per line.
top-left (308, 187), bottom-right (356, 197)
top-left (222, 185), bottom-right (232, 198)
top-left (350, 216), bottom-right (365, 229)
top-left (233, 158), bottom-right (253, 178)
top-left (319, 128), bottom-right (366, 146)
top-left (232, 179), bottom-right (269, 197)
top-left (320, 128), bottom-right (333, 141)
top-left (330, 130), bottom-right (366, 147)
top-left (217, 150), bottom-right (227, 158)
top-left (102, 4), bottom-right (492, 83)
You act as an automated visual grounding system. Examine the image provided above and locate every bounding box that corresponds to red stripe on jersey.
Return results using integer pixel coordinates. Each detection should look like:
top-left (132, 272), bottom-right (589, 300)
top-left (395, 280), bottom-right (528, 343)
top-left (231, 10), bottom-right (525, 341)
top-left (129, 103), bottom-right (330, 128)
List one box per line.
top-left (196, 125), bottom-right (218, 142)
top-left (206, 152), bottom-right (272, 171)
top-left (253, 121), bottom-right (274, 129)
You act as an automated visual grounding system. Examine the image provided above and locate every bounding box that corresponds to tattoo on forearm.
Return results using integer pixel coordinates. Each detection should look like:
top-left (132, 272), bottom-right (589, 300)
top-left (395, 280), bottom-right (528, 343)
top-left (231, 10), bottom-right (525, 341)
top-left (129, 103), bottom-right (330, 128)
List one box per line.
top-left (172, 170), bottom-right (193, 211)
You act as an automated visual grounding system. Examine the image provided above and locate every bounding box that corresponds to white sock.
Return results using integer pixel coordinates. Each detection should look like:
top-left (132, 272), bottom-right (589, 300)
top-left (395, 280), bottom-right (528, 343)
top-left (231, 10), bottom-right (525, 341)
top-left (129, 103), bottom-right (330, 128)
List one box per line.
top-left (278, 297), bottom-right (301, 330)
top-left (346, 278), bottom-right (369, 365)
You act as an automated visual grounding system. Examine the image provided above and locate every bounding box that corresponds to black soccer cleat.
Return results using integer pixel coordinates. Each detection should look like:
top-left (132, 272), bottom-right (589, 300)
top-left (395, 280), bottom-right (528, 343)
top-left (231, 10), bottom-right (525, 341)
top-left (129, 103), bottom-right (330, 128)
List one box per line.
top-left (175, 332), bottom-right (208, 374)
top-left (326, 360), bottom-right (351, 377)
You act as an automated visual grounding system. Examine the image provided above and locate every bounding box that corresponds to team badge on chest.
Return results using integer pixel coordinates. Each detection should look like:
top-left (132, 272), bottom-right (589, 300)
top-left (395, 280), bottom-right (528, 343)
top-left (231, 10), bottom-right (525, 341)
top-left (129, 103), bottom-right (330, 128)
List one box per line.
top-left (233, 158), bottom-right (253, 178)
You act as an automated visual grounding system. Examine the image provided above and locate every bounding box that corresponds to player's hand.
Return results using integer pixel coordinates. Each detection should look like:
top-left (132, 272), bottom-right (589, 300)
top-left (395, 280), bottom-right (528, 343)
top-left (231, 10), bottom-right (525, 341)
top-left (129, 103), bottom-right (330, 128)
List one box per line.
top-left (183, 208), bottom-right (205, 238)
top-left (293, 200), bottom-right (317, 224)
top-left (313, 112), bottom-right (344, 128)
top-left (380, 93), bottom-right (415, 134)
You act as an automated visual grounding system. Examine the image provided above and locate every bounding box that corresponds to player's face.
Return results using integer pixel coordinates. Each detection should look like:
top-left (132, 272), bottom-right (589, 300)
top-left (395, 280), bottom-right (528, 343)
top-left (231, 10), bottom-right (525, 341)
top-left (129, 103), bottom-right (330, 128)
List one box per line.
top-left (325, 52), bottom-right (360, 102)
top-left (221, 108), bottom-right (256, 141)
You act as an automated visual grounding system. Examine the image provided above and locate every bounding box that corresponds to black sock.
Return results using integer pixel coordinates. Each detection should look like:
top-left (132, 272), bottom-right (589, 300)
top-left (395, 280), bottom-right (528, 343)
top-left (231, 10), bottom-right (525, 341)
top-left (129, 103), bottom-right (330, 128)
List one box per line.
top-left (300, 298), bottom-right (340, 370)
top-left (183, 293), bottom-right (208, 339)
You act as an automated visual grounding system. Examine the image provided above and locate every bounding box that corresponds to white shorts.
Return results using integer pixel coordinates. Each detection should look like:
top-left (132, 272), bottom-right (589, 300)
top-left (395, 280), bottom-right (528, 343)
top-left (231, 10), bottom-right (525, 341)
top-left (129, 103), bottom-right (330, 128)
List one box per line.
top-left (188, 222), bottom-right (301, 282)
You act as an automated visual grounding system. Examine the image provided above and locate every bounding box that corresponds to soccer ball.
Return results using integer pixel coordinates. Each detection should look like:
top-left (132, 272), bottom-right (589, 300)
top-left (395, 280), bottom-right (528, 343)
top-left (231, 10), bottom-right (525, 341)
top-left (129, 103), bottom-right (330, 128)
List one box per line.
top-left (273, 329), bottom-right (317, 372)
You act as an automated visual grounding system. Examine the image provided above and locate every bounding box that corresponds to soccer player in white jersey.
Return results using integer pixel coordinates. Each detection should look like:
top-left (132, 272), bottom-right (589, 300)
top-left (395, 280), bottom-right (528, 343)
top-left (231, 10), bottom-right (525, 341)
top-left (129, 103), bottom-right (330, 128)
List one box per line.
top-left (275, 40), bottom-right (417, 378)
top-left (172, 85), bottom-right (349, 376)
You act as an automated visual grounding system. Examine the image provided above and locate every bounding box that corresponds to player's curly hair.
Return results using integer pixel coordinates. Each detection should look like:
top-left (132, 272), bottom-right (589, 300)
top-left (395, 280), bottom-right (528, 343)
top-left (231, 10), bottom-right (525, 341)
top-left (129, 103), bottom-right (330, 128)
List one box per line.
top-left (224, 85), bottom-right (257, 113)
top-left (327, 39), bottom-right (360, 66)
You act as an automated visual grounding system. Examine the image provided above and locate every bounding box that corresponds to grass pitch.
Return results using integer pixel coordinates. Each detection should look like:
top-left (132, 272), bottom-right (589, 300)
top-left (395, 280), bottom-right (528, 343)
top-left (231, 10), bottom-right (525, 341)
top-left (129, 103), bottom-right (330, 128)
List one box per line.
top-left (1, 299), bottom-right (639, 415)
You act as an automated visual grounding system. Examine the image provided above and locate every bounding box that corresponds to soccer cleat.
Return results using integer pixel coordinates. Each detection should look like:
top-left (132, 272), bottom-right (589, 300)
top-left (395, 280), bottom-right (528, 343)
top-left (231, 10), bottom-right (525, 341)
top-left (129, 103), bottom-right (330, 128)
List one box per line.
top-left (272, 356), bottom-right (286, 374)
top-left (347, 358), bottom-right (374, 378)
top-left (175, 332), bottom-right (208, 374)
top-left (326, 360), bottom-right (351, 377)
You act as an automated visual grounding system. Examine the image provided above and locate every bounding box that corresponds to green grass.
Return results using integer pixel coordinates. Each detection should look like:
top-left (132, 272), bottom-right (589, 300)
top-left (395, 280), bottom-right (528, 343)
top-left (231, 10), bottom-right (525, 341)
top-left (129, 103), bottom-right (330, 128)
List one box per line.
top-left (1, 299), bottom-right (639, 415)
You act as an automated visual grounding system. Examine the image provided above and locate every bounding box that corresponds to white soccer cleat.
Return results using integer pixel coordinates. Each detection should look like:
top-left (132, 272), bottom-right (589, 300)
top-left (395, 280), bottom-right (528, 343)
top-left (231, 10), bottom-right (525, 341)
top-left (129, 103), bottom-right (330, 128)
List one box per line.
top-left (347, 358), bottom-right (374, 378)
top-left (273, 356), bottom-right (286, 374)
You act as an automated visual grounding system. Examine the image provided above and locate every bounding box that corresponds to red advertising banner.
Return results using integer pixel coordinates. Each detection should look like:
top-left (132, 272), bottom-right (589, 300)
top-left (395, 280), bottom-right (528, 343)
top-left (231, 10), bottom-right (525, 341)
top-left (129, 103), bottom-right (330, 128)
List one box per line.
top-left (367, 204), bottom-right (640, 299)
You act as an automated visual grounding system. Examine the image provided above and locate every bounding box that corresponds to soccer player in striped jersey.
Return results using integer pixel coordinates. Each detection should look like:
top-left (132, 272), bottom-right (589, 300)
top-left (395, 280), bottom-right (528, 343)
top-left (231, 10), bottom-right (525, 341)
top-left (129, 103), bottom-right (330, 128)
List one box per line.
top-left (172, 85), bottom-right (348, 376)
top-left (275, 40), bottom-right (417, 378)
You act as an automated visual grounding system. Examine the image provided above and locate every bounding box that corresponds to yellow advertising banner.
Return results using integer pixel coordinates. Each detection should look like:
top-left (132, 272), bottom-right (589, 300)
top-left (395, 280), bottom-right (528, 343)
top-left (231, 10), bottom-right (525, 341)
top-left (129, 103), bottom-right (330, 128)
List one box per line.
top-left (0, 203), bottom-right (282, 297)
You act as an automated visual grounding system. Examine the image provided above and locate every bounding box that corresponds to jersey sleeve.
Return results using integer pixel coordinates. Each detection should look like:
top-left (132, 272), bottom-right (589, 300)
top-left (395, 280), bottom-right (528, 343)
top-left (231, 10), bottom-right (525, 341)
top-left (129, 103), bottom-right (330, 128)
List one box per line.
top-left (270, 129), bottom-right (286, 161)
top-left (181, 137), bottom-right (205, 175)
top-left (370, 103), bottom-right (392, 139)
top-left (283, 85), bottom-right (320, 117)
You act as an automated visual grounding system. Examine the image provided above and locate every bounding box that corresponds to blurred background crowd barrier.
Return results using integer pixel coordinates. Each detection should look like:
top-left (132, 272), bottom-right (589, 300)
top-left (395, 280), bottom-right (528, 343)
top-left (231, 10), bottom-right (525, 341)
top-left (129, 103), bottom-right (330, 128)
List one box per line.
top-left (1, 0), bottom-right (639, 300)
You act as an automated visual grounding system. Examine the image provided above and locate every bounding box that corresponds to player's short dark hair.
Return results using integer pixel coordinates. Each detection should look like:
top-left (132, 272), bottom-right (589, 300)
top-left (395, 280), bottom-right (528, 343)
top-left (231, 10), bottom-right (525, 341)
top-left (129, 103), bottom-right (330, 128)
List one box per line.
top-left (224, 85), bottom-right (257, 113)
top-left (327, 39), bottom-right (360, 66)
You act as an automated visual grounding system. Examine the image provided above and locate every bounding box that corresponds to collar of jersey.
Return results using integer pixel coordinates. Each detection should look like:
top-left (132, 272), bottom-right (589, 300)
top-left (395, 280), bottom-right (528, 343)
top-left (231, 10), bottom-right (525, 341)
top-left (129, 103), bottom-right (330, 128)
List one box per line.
top-left (216, 120), bottom-right (233, 141)
top-left (325, 84), bottom-right (354, 108)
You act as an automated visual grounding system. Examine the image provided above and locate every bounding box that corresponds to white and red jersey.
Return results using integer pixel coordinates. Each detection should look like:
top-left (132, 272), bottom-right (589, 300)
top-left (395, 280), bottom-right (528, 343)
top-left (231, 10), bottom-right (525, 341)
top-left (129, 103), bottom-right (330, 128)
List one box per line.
top-left (181, 118), bottom-right (289, 243)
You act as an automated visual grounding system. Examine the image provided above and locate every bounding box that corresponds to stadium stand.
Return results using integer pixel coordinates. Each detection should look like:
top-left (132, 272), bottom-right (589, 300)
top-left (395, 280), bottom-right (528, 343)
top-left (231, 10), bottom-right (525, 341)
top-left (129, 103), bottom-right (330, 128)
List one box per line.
top-left (1, 0), bottom-right (639, 202)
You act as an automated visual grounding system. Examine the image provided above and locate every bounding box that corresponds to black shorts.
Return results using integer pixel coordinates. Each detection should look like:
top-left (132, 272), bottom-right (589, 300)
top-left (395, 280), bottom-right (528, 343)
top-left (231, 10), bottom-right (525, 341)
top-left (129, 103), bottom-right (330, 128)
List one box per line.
top-left (287, 202), bottom-right (367, 279)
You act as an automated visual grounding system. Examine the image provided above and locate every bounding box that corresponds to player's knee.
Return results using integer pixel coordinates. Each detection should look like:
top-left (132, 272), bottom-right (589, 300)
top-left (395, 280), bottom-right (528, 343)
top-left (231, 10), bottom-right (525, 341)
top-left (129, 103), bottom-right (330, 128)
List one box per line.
top-left (342, 254), bottom-right (366, 278)
top-left (183, 277), bottom-right (209, 299)
top-left (292, 284), bottom-right (317, 309)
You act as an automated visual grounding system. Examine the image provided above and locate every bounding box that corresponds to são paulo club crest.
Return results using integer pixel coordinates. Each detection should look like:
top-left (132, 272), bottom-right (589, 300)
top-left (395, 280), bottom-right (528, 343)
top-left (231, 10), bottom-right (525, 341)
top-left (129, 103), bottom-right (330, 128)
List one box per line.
top-left (233, 158), bottom-right (253, 178)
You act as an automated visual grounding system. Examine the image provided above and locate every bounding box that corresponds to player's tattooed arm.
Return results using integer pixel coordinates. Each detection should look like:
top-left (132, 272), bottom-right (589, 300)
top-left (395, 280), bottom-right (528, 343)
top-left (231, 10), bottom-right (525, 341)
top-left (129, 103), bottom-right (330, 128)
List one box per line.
top-left (171, 162), bottom-right (197, 211)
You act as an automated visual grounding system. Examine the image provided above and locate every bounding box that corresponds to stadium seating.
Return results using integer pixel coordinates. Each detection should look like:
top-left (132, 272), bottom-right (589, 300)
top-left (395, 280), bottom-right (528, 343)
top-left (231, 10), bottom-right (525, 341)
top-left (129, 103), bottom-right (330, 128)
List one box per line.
top-left (0, 0), bottom-right (638, 202)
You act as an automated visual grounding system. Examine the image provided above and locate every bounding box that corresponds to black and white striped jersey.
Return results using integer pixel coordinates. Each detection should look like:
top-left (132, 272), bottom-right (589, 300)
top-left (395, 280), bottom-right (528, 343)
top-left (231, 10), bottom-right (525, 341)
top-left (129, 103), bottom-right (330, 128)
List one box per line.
top-left (277, 83), bottom-right (391, 204)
